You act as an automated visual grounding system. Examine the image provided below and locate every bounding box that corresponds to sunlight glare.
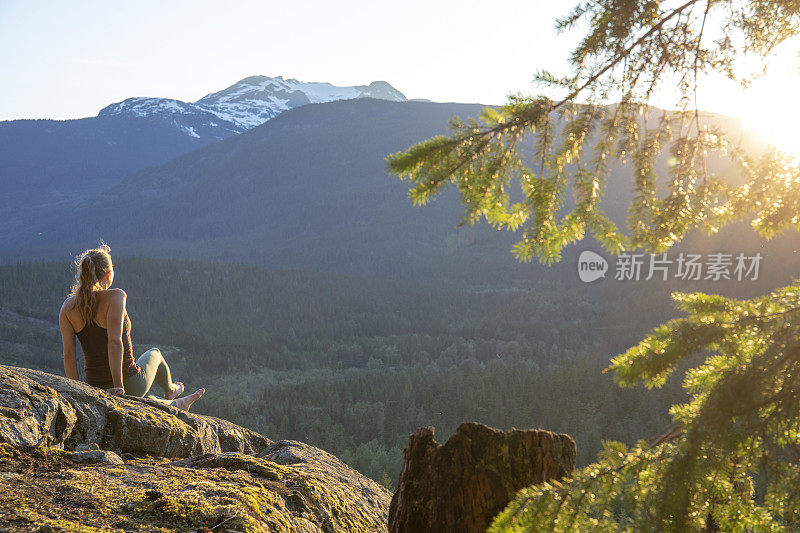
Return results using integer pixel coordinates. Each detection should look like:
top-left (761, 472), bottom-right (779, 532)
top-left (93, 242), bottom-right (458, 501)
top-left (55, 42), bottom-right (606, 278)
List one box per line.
top-left (736, 69), bottom-right (800, 158)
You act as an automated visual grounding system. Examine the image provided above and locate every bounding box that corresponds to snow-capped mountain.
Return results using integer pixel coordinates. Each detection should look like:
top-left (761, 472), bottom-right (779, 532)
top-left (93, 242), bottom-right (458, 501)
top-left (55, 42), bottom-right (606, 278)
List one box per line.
top-left (99, 76), bottom-right (407, 135)
top-left (196, 76), bottom-right (406, 129)
top-left (98, 97), bottom-right (242, 140)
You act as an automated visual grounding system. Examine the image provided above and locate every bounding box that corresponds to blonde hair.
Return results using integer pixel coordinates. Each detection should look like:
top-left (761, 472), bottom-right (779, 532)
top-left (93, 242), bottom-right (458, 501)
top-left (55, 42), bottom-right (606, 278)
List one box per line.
top-left (69, 241), bottom-right (113, 326)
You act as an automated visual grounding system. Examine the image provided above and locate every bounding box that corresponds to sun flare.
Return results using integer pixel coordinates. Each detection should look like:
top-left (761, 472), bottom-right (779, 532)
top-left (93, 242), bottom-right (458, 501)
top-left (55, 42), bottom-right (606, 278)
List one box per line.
top-left (741, 105), bottom-right (800, 158)
top-left (734, 66), bottom-right (800, 158)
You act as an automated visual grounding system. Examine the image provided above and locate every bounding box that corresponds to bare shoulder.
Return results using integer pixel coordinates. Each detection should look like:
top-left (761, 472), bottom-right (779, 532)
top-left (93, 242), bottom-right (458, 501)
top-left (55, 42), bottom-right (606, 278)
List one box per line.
top-left (60, 294), bottom-right (76, 314)
top-left (59, 295), bottom-right (78, 331)
top-left (102, 288), bottom-right (127, 302)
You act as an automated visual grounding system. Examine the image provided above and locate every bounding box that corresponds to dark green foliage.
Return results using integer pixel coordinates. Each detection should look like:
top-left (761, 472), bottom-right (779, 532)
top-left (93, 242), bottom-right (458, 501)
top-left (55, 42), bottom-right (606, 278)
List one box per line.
top-left (491, 285), bottom-right (800, 530)
top-left (253, 356), bottom-right (682, 474)
top-left (0, 256), bottom-right (695, 483)
top-left (386, 2), bottom-right (800, 265)
top-left (385, 0), bottom-right (800, 529)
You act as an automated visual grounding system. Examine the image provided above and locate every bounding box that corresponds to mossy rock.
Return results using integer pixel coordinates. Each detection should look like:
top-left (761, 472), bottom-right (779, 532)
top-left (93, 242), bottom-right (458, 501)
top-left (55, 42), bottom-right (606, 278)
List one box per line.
top-left (0, 365), bottom-right (270, 457)
top-left (0, 365), bottom-right (392, 532)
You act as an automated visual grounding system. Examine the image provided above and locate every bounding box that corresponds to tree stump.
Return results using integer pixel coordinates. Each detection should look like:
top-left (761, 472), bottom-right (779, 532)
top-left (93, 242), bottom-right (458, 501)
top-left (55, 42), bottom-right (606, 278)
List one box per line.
top-left (388, 422), bottom-right (576, 533)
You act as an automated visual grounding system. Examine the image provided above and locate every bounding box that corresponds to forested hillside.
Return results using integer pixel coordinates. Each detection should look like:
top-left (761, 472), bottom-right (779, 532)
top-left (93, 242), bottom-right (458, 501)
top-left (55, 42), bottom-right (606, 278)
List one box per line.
top-left (3, 98), bottom-right (795, 289)
top-left (1, 83), bottom-right (798, 493)
top-left (0, 77), bottom-right (406, 245)
top-left (3, 254), bottom-right (795, 485)
top-left (0, 113), bottom-right (234, 238)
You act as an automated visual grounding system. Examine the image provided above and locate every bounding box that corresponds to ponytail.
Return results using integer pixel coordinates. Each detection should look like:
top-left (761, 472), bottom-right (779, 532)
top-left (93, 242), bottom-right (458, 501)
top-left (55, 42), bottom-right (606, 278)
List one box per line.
top-left (69, 242), bottom-right (112, 326)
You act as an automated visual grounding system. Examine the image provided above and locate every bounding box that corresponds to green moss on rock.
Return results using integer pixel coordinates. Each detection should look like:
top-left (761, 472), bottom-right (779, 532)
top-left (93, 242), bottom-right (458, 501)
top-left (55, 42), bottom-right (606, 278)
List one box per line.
top-left (0, 366), bottom-right (392, 532)
top-left (128, 493), bottom-right (221, 531)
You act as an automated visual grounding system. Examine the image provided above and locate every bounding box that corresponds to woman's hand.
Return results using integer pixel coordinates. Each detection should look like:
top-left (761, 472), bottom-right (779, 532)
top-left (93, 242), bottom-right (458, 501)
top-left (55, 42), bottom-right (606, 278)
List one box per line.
top-left (106, 387), bottom-right (125, 396)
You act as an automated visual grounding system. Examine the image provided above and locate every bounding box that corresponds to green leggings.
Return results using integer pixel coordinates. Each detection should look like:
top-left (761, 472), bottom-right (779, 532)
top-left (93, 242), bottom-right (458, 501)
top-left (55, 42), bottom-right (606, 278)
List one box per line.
top-left (123, 347), bottom-right (174, 403)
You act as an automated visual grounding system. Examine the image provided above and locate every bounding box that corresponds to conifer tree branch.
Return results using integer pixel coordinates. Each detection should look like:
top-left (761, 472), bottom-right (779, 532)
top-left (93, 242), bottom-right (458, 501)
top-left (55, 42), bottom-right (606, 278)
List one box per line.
top-left (553, 0), bottom-right (703, 110)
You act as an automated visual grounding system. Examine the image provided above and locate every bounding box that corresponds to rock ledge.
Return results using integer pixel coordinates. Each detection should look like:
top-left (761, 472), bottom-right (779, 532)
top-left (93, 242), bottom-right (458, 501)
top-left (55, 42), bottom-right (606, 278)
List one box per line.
top-left (0, 365), bottom-right (390, 532)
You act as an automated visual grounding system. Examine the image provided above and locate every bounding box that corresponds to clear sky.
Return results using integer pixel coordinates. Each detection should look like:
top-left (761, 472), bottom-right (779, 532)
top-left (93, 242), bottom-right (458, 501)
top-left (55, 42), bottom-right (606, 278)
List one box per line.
top-left (0, 0), bottom-right (576, 120)
top-left (2, 0), bottom-right (800, 153)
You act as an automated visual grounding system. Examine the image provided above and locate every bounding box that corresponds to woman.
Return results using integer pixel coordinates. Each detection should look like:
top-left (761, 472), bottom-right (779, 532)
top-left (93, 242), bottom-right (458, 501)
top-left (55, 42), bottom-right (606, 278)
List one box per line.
top-left (58, 242), bottom-right (205, 411)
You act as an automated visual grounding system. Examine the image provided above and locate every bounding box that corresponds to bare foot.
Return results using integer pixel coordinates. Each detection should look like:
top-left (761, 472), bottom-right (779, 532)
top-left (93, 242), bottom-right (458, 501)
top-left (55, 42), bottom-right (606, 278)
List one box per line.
top-left (164, 381), bottom-right (184, 400)
top-left (171, 388), bottom-right (205, 411)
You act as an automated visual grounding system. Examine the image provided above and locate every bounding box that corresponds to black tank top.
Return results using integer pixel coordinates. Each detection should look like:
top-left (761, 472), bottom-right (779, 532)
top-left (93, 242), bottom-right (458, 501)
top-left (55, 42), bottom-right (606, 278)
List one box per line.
top-left (75, 311), bottom-right (140, 390)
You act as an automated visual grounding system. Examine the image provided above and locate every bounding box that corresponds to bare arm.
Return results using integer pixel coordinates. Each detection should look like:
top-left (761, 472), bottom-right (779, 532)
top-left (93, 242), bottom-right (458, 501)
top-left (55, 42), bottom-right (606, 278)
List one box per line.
top-left (105, 289), bottom-right (126, 391)
top-left (58, 300), bottom-right (78, 380)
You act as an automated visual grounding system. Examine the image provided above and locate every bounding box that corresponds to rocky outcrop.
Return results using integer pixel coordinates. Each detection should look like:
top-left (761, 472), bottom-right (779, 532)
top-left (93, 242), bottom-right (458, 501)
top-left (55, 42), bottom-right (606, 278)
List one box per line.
top-left (388, 422), bottom-right (576, 533)
top-left (173, 441), bottom-right (391, 532)
top-left (0, 365), bottom-right (391, 532)
top-left (0, 365), bottom-right (269, 457)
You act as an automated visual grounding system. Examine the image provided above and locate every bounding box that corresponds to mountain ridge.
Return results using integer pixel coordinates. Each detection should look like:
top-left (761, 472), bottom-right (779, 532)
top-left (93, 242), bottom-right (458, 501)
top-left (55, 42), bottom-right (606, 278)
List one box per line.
top-left (0, 76), bottom-right (408, 240)
top-left (3, 97), bottom-right (798, 287)
top-left (100, 75), bottom-right (407, 133)
top-left (1, 99), bottom-right (537, 284)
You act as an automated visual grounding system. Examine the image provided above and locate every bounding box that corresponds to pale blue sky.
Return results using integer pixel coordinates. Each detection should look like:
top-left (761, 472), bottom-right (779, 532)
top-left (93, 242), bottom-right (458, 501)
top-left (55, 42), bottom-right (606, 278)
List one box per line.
top-left (2, 0), bottom-right (799, 154)
top-left (0, 0), bottom-right (575, 120)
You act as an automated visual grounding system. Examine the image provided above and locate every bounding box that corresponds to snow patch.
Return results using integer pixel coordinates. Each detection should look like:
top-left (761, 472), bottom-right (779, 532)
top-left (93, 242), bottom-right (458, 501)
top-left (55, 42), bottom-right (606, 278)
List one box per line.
top-left (98, 76), bottom-right (407, 133)
top-left (182, 125), bottom-right (200, 138)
